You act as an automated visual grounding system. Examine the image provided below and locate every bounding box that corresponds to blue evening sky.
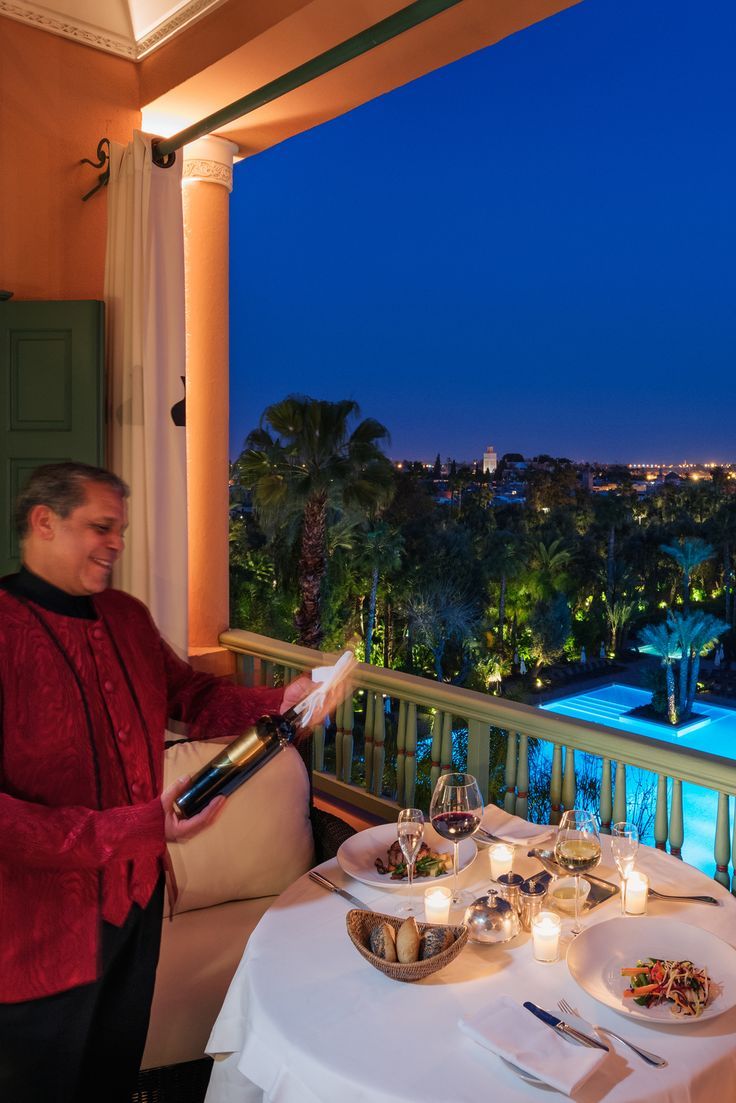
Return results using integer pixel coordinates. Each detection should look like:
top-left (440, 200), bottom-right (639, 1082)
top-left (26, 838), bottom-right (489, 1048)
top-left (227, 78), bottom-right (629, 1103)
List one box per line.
top-left (229, 0), bottom-right (736, 465)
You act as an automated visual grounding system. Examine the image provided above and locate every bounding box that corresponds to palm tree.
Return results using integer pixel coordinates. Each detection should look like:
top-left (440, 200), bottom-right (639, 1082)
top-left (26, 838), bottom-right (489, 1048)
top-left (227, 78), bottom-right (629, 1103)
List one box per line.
top-left (527, 538), bottom-right (571, 601)
top-left (238, 396), bottom-right (394, 648)
top-left (486, 530), bottom-right (524, 650)
top-left (638, 622), bottom-right (679, 725)
top-left (405, 581), bottom-right (478, 683)
top-left (360, 521), bottom-right (403, 665)
top-left (660, 537), bottom-right (714, 607)
top-left (603, 597), bottom-right (636, 656)
top-left (668, 610), bottom-right (728, 717)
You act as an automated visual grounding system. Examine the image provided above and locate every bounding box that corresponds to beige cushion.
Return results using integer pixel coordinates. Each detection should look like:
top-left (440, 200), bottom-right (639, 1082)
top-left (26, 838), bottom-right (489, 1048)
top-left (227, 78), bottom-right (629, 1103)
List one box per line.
top-left (164, 741), bottom-right (314, 915)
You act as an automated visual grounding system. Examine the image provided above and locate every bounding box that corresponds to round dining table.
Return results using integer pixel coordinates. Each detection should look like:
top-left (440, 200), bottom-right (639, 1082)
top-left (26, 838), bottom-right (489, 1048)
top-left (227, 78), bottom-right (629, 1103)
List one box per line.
top-left (204, 824), bottom-right (736, 1103)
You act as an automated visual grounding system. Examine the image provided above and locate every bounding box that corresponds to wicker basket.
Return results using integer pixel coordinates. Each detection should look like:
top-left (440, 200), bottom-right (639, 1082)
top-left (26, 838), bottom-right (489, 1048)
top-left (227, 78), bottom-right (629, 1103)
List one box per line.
top-left (346, 909), bottom-right (468, 982)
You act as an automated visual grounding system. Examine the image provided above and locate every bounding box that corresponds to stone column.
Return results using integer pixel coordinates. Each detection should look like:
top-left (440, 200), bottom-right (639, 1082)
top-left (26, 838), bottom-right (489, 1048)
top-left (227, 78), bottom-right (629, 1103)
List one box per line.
top-left (182, 135), bottom-right (238, 673)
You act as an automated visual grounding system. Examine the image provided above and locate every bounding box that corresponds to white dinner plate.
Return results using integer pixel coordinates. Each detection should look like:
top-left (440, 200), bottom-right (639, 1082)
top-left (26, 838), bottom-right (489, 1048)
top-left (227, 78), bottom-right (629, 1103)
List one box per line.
top-left (567, 916), bottom-right (736, 1024)
top-left (337, 821), bottom-right (477, 889)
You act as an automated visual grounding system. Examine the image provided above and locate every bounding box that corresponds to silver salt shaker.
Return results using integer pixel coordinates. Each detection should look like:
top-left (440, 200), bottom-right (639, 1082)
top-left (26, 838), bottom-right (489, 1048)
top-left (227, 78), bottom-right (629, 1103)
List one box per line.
top-left (494, 872), bottom-right (524, 913)
top-left (518, 877), bottom-right (547, 931)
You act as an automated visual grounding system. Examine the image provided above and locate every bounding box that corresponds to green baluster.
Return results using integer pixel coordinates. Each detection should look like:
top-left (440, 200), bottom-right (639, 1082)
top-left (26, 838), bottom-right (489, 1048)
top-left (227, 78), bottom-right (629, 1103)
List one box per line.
top-left (335, 698), bottom-right (344, 781)
top-left (440, 712), bottom-right (453, 774)
top-left (612, 762), bottom-right (627, 825)
top-left (504, 731), bottom-right (517, 814)
top-left (654, 775), bottom-right (668, 850)
top-left (239, 654), bottom-right (254, 686)
top-left (396, 699), bottom-right (407, 806)
top-left (516, 731), bottom-right (529, 821)
top-left (550, 744), bottom-right (563, 825)
top-left (669, 779), bottom-right (683, 858)
top-left (341, 693), bottom-right (355, 785)
top-left (404, 702), bottom-right (418, 808)
top-left (599, 758), bottom-right (612, 834)
top-left (466, 718), bottom-right (488, 804)
top-left (714, 792), bottom-right (731, 888)
top-left (364, 692), bottom-right (375, 790)
top-left (262, 659), bottom-right (274, 687)
top-left (313, 722), bottom-right (325, 773)
top-left (561, 746), bottom-right (576, 811)
top-left (430, 710), bottom-right (443, 794)
top-left (372, 694), bottom-right (386, 797)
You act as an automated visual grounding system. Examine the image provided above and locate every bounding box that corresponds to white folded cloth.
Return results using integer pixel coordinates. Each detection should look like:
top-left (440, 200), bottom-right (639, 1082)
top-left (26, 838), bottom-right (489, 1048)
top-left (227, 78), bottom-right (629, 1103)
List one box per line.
top-left (459, 995), bottom-right (606, 1095)
top-left (482, 805), bottom-right (552, 846)
top-left (292, 651), bottom-right (356, 727)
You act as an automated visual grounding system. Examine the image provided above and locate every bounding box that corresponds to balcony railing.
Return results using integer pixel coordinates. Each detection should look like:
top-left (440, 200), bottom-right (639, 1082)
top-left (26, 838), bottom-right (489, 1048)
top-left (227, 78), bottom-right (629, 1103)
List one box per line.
top-left (220, 629), bottom-right (736, 891)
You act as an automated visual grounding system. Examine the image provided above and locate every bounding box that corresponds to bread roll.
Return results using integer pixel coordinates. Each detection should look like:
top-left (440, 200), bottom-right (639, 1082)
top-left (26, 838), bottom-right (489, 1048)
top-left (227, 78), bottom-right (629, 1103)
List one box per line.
top-left (396, 917), bottom-right (421, 963)
top-left (369, 922), bottom-right (397, 962)
top-left (420, 926), bottom-right (454, 960)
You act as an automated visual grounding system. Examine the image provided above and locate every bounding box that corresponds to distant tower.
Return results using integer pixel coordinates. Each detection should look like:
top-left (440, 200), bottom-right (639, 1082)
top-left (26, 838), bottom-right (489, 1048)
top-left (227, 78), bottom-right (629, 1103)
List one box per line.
top-left (482, 444), bottom-right (498, 475)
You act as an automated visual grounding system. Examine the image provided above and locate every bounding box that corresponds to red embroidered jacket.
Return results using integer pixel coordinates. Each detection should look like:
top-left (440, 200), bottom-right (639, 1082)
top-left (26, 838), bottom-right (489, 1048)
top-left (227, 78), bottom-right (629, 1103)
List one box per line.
top-left (0, 587), bottom-right (283, 1002)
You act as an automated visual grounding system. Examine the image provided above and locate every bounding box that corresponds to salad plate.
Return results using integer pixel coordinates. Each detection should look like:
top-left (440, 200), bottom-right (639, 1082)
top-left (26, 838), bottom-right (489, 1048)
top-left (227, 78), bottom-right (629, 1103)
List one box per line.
top-left (337, 822), bottom-right (477, 889)
top-left (567, 917), bottom-right (736, 1024)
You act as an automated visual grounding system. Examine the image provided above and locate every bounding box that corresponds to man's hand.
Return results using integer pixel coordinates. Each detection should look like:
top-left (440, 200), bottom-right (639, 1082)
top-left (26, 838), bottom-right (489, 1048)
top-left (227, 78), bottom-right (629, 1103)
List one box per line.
top-left (161, 776), bottom-right (226, 842)
top-left (280, 675), bottom-right (314, 717)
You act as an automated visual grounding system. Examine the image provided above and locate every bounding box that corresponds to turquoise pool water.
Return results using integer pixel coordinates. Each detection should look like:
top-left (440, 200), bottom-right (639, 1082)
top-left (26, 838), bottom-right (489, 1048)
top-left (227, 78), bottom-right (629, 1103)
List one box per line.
top-left (540, 685), bottom-right (736, 875)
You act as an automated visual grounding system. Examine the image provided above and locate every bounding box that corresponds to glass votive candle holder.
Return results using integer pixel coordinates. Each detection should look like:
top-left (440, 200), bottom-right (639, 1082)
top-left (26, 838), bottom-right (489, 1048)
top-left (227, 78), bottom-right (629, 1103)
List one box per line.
top-left (488, 843), bottom-right (514, 881)
top-left (531, 910), bottom-right (562, 963)
top-left (424, 885), bottom-right (452, 924)
top-left (624, 871), bottom-right (649, 915)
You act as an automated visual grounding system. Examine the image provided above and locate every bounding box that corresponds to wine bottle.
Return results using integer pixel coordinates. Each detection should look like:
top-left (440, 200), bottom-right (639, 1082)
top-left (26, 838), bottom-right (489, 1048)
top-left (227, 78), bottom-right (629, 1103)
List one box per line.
top-left (173, 709), bottom-right (297, 819)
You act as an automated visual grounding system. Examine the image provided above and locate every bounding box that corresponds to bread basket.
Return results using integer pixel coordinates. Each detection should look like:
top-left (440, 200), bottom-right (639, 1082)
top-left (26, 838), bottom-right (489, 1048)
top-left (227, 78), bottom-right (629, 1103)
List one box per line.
top-left (346, 909), bottom-right (468, 982)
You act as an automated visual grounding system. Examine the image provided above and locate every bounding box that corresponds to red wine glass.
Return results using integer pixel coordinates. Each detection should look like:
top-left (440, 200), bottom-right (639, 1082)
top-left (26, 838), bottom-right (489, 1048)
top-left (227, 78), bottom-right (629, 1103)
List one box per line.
top-left (429, 772), bottom-right (484, 905)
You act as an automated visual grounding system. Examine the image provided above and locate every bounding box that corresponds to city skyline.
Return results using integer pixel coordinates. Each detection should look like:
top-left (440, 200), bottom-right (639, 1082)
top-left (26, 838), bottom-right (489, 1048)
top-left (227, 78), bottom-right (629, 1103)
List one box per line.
top-left (229, 0), bottom-right (736, 464)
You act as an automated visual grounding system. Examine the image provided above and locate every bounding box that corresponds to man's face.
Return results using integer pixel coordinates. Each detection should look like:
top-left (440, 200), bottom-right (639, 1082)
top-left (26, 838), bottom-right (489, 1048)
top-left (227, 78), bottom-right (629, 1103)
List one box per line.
top-left (40, 482), bottom-right (128, 596)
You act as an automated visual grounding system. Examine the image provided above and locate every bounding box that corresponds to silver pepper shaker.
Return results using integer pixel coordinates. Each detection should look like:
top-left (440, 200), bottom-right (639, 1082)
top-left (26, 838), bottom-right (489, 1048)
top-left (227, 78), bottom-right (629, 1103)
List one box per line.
top-left (494, 871), bottom-right (524, 913)
top-left (518, 877), bottom-right (547, 931)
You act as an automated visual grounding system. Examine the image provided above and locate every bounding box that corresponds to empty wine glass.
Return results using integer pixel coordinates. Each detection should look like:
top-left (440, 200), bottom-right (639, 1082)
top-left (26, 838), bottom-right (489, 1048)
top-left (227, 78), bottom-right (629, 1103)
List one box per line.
top-left (553, 809), bottom-right (601, 936)
top-left (396, 808), bottom-right (425, 916)
top-left (611, 821), bottom-right (639, 915)
top-left (429, 772), bottom-right (484, 905)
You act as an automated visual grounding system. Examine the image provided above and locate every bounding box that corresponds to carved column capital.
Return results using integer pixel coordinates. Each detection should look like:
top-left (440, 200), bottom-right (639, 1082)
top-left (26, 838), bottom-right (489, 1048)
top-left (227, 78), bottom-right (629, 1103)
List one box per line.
top-left (182, 136), bottom-right (239, 193)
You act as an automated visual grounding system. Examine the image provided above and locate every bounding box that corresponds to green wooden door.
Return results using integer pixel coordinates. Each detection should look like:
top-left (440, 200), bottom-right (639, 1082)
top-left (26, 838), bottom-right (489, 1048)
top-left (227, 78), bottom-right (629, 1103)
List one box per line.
top-left (0, 300), bottom-right (104, 575)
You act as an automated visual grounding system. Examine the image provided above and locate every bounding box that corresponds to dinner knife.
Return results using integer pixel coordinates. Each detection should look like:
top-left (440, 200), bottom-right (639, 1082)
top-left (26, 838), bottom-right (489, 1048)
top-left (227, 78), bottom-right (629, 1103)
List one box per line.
top-left (523, 1002), bottom-right (609, 1051)
top-left (308, 870), bottom-right (370, 910)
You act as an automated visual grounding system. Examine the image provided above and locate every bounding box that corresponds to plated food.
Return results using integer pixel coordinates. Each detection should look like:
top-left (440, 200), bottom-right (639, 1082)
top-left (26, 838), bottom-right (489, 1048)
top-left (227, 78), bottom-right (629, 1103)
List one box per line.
top-left (567, 917), bottom-right (736, 1025)
top-left (622, 959), bottom-right (710, 1018)
top-left (337, 822), bottom-right (476, 889)
top-left (374, 839), bottom-right (453, 880)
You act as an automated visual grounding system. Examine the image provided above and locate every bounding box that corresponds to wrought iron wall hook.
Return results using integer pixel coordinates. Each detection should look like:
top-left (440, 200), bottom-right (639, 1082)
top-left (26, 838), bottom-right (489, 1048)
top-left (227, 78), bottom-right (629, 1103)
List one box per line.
top-left (81, 137), bottom-right (110, 201)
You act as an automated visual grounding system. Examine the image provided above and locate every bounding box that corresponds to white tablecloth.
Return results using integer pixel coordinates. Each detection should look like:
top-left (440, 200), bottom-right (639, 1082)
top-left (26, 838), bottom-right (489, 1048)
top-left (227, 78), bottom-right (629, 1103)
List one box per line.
top-left (205, 827), bottom-right (736, 1103)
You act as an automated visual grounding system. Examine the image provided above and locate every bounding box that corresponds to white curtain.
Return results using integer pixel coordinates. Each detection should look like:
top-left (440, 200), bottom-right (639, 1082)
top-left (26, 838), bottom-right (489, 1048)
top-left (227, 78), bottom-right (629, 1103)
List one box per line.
top-left (104, 131), bottom-right (188, 656)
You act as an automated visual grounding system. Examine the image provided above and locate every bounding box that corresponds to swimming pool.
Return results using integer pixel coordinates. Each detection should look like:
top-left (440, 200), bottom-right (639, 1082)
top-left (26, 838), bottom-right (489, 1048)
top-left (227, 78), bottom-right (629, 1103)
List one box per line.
top-left (540, 684), bottom-right (736, 875)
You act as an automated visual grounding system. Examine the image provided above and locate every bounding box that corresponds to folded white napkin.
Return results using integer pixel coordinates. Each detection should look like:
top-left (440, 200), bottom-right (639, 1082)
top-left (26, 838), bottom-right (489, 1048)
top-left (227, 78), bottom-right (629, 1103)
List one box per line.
top-left (292, 651), bottom-right (356, 727)
top-left (482, 805), bottom-right (552, 846)
top-left (459, 995), bottom-right (606, 1095)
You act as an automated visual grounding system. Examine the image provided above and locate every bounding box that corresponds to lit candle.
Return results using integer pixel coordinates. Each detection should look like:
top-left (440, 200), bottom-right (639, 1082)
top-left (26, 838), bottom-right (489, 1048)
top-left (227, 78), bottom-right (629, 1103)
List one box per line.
top-left (424, 886), bottom-right (452, 924)
top-left (488, 843), bottom-right (514, 881)
top-left (624, 872), bottom-right (649, 915)
top-left (531, 910), bottom-right (561, 963)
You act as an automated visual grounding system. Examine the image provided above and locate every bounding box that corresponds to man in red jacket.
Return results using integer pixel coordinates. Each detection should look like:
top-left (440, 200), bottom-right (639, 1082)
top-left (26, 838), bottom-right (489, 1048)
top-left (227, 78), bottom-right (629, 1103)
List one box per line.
top-left (0, 461), bottom-right (316, 1103)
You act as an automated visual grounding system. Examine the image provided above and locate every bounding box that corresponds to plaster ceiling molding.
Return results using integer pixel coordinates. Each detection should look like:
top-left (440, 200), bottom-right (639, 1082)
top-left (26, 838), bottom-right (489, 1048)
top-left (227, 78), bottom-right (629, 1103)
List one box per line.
top-left (0, 0), bottom-right (229, 58)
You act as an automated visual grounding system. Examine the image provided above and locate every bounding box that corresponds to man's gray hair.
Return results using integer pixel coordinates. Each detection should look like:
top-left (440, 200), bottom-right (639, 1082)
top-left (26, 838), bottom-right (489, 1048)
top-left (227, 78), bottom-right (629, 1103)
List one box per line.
top-left (15, 462), bottom-right (130, 539)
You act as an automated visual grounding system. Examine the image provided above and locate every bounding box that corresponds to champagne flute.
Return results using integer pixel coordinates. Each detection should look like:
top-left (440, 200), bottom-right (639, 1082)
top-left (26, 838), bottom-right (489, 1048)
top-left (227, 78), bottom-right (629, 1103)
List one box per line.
top-left (429, 772), bottom-right (484, 905)
top-left (396, 808), bottom-right (425, 916)
top-left (553, 809), bottom-right (601, 936)
top-left (611, 821), bottom-right (639, 915)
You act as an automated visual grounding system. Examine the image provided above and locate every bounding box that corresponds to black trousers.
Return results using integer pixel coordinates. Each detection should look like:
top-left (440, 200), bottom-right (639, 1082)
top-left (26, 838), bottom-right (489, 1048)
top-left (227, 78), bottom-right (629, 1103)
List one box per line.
top-left (0, 877), bottom-right (165, 1103)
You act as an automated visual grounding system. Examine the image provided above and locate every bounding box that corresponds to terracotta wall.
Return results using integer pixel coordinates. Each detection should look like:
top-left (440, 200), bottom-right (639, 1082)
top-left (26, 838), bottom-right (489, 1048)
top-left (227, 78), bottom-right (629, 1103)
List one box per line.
top-left (0, 17), bottom-right (139, 301)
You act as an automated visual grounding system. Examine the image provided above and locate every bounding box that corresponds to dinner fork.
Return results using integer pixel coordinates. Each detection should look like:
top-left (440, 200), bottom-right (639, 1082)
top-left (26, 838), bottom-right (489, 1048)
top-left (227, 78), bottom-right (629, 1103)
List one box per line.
top-left (647, 886), bottom-right (720, 906)
top-left (557, 999), bottom-right (667, 1068)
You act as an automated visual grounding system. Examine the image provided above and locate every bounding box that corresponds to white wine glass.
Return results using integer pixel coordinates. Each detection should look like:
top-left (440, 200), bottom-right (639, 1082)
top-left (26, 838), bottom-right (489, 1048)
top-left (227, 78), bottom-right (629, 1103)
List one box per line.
top-left (396, 808), bottom-right (425, 916)
top-left (429, 773), bottom-right (484, 905)
top-left (553, 809), bottom-right (601, 936)
top-left (611, 821), bottom-right (639, 915)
